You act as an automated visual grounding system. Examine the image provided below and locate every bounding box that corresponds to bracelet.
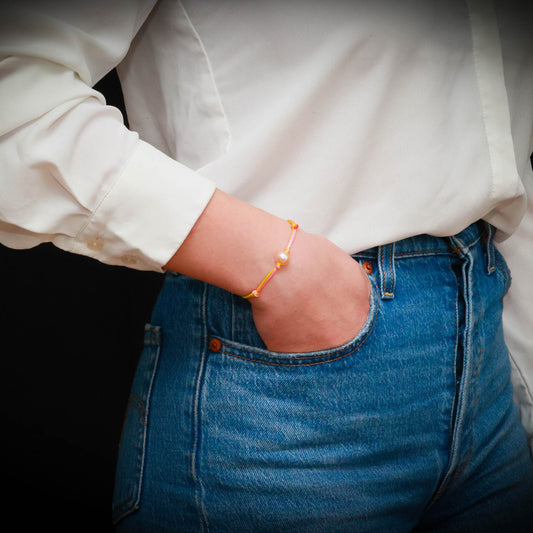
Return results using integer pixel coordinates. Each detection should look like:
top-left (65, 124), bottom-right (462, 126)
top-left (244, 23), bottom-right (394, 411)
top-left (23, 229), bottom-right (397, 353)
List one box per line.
top-left (242, 220), bottom-right (299, 299)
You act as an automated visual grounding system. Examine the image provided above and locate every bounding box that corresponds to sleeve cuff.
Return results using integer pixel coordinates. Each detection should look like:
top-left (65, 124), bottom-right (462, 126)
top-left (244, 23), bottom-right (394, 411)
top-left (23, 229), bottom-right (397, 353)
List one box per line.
top-left (59, 139), bottom-right (217, 272)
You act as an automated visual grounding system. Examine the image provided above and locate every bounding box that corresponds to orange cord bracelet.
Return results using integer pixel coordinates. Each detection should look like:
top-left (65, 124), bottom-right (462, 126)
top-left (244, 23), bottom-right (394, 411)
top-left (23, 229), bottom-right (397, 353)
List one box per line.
top-left (242, 220), bottom-right (299, 299)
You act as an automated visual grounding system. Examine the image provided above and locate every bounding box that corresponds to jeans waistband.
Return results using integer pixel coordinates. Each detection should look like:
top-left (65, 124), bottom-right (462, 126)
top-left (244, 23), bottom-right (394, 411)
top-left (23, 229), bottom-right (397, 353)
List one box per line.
top-left (352, 221), bottom-right (491, 260)
top-left (352, 221), bottom-right (496, 300)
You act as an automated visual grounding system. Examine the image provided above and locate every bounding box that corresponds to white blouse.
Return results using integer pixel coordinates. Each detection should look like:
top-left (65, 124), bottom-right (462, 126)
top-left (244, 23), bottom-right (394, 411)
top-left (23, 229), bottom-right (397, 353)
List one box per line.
top-left (1, 0), bottom-right (532, 441)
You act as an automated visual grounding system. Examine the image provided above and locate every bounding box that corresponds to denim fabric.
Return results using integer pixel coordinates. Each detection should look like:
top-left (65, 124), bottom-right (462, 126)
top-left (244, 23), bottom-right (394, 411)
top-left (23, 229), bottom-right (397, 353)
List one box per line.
top-left (113, 222), bottom-right (533, 532)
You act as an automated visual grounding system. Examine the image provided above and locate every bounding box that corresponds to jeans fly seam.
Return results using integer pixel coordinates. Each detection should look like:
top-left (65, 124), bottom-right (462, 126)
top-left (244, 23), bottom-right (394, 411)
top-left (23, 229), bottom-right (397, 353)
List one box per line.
top-left (436, 250), bottom-right (475, 501)
top-left (428, 255), bottom-right (466, 504)
top-left (190, 283), bottom-right (210, 532)
top-left (432, 448), bottom-right (474, 501)
top-left (433, 347), bottom-right (479, 501)
top-left (455, 249), bottom-right (476, 482)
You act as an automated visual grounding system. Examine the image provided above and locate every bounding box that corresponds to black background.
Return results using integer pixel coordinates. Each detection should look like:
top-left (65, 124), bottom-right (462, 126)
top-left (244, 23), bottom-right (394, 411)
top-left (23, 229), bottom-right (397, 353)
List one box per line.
top-left (0, 70), bottom-right (163, 531)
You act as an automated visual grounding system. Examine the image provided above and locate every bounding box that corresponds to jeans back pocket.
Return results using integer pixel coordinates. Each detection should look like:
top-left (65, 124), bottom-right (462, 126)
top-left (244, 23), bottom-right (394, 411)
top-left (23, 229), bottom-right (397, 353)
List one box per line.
top-left (112, 324), bottom-right (162, 525)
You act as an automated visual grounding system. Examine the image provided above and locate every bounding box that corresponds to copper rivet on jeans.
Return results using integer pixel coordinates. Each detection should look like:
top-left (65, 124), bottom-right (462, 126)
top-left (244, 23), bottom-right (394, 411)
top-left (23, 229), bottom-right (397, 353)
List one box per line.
top-left (362, 261), bottom-right (373, 274)
top-left (209, 338), bottom-right (222, 352)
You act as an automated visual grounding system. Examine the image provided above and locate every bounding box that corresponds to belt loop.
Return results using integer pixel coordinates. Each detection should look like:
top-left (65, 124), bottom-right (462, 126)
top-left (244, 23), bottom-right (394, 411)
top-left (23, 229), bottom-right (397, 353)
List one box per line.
top-left (483, 223), bottom-right (496, 276)
top-left (378, 243), bottom-right (396, 300)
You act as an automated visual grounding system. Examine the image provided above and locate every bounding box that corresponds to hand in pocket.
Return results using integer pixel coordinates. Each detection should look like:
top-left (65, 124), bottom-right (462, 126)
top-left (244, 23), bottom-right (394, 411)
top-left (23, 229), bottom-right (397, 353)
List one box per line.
top-left (250, 231), bottom-right (371, 353)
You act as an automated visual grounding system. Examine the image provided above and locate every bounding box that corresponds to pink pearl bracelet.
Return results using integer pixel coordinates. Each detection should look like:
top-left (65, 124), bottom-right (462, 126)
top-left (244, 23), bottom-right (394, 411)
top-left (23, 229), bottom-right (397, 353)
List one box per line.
top-left (242, 220), bottom-right (299, 299)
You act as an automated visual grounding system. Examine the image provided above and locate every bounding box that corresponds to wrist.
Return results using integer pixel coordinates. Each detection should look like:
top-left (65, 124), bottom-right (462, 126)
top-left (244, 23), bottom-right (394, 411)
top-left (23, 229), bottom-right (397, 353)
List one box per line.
top-left (242, 220), bottom-right (299, 299)
top-left (249, 230), bottom-right (337, 307)
top-left (164, 189), bottom-right (296, 296)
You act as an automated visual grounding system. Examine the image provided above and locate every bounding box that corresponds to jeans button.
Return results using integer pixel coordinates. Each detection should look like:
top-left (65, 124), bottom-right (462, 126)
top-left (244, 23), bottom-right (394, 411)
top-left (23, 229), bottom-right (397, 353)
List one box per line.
top-left (363, 261), bottom-right (373, 274)
top-left (209, 338), bottom-right (222, 352)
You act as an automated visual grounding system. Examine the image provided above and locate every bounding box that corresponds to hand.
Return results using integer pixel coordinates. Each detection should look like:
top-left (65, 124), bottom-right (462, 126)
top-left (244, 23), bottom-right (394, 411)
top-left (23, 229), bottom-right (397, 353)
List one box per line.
top-left (165, 189), bottom-right (370, 353)
top-left (250, 230), bottom-right (371, 353)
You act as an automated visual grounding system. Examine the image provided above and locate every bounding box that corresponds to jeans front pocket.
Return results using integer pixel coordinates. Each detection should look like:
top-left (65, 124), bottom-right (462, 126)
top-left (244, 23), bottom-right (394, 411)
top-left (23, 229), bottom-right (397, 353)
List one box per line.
top-left (209, 275), bottom-right (378, 367)
top-left (112, 324), bottom-right (162, 525)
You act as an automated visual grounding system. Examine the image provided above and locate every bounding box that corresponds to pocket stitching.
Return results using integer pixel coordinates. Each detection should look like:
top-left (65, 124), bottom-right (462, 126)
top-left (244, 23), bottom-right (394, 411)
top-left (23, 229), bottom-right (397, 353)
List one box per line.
top-left (494, 251), bottom-right (512, 296)
top-left (214, 276), bottom-right (379, 366)
top-left (112, 324), bottom-right (162, 525)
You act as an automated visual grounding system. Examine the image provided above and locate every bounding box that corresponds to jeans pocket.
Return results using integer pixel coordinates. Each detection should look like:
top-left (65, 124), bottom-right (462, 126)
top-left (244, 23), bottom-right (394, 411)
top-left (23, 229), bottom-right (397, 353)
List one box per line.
top-left (210, 276), bottom-right (378, 367)
top-left (112, 324), bottom-right (162, 525)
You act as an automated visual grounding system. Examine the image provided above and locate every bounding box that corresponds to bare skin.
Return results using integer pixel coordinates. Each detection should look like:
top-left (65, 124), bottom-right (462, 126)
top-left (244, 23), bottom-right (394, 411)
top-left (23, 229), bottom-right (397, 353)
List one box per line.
top-left (165, 189), bottom-right (370, 353)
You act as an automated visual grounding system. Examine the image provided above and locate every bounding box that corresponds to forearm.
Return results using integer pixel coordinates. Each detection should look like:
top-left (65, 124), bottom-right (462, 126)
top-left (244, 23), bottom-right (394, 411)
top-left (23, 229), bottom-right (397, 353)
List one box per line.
top-left (165, 189), bottom-right (371, 353)
top-left (164, 189), bottom-right (295, 298)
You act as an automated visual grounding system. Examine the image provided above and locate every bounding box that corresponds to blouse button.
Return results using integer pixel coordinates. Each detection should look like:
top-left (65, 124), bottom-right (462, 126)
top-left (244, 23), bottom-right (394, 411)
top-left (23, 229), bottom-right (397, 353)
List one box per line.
top-left (86, 236), bottom-right (104, 251)
top-left (121, 254), bottom-right (138, 265)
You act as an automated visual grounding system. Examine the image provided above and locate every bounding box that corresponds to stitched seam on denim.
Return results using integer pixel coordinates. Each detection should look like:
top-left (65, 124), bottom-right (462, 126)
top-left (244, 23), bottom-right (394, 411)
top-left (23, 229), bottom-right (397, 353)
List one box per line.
top-left (494, 256), bottom-right (511, 295)
top-left (411, 235), bottom-right (483, 259)
top-left (427, 255), bottom-right (464, 506)
top-left (378, 245), bottom-right (390, 298)
top-left (485, 225), bottom-right (496, 274)
top-left (401, 248), bottom-right (454, 256)
top-left (113, 393), bottom-right (147, 520)
top-left (352, 232), bottom-right (484, 262)
top-left (217, 278), bottom-right (379, 367)
top-left (450, 255), bottom-right (462, 462)
top-left (378, 246), bottom-right (384, 297)
top-left (395, 249), bottom-right (449, 258)
top-left (448, 234), bottom-right (482, 256)
top-left (437, 253), bottom-right (476, 502)
top-left (127, 394), bottom-right (147, 427)
top-left (191, 283), bottom-right (210, 532)
top-left (385, 244), bottom-right (395, 296)
top-left (130, 341), bottom-right (161, 521)
top-left (442, 346), bottom-right (483, 495)
top-left (432, 449), bottom-right (474, 501)
top-left (361, 248), bottom-right (465, 260)
top-left (113, 336), bottom-right (162, 524)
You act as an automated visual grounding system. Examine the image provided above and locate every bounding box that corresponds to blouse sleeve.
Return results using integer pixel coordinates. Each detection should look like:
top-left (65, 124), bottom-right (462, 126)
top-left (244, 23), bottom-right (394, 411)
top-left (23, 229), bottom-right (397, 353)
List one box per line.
top-left (0, 0), bottom-right (216, 271)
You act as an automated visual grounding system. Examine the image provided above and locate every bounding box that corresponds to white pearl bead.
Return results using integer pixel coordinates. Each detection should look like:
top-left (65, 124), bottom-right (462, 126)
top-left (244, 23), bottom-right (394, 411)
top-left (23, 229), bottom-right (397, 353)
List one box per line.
top-left (277, 251), bottom-right (289, 265)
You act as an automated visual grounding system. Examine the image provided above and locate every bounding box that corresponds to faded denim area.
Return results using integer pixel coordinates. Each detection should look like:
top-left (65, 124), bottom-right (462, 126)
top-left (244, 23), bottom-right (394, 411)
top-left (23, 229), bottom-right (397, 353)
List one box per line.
top-left (114, 222), bottom-right (533, 532)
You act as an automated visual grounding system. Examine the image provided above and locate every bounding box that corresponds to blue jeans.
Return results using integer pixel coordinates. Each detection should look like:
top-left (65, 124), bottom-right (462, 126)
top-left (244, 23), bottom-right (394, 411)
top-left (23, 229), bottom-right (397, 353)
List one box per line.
top-left (113, 222), bottom-right (533, 532)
